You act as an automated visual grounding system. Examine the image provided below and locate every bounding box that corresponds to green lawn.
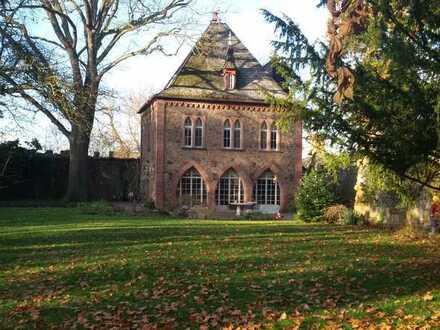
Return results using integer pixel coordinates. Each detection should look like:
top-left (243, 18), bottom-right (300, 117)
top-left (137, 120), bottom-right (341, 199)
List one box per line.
top-left (0, 208), bottom-right (439, 329)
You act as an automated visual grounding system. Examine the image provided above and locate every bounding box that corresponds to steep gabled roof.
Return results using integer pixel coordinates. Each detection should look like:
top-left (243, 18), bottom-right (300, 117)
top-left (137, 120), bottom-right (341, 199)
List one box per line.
top-left (153, 19), bottom-right (286, 105)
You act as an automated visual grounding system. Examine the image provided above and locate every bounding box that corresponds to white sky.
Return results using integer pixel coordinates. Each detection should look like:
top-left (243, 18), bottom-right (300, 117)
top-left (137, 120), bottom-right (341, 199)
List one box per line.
top-left (105, 0), bottom-right (328, 95)
top-left (1, 0), bottom-right (328, 153)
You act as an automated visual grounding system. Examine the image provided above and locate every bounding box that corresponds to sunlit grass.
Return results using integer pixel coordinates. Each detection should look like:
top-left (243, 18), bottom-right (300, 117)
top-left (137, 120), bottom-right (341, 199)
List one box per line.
top-left (0, 208), bottom-right (439, 328)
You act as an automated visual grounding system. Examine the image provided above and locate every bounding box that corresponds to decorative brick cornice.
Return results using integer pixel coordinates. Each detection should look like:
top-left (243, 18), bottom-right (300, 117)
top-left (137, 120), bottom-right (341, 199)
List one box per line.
top-left (152, 97), bottom-right (284, 113)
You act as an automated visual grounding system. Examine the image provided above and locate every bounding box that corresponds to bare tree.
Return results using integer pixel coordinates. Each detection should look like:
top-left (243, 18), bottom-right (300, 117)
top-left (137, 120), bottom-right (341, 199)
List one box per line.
top-left (0, 0), bottom-right (194, 200)
top-left (92, 92), bottom-right (146, 159)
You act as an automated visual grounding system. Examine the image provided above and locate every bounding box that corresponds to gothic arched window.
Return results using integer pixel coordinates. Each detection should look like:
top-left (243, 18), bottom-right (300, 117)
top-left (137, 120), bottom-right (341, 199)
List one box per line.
top-left (271, 124), bottom-right (278, 150)
top-left (253, 171), bottom-right (280, 205)
top-left (215, 169), bottom-right (244, 205)
top-left (260, 122), bottom-right (268, 150)
top-left (177, 168), bottom-right (207, 206)
top-left (233, 120), bottom-right (241, 149)
top-left (223, 119), bottom-right (231, 148)
top-left (184, 117), bottom-right (192, 147)
top-left (194, 118), bottom-right (203, 147)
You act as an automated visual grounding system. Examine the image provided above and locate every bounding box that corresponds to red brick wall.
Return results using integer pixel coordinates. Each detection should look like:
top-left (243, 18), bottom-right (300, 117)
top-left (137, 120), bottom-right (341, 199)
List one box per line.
top-left (143, 99), bottom-right (302, 213)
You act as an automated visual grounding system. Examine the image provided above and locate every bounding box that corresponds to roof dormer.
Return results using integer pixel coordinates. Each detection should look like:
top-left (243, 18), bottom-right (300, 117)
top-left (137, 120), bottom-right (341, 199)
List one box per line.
top-left (223, 32), bottom-right (237, 90)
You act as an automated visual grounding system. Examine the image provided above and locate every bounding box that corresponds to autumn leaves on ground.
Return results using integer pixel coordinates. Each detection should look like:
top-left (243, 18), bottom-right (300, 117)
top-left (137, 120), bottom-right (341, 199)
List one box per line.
top-left (0, 208), bottom-right (439, 329)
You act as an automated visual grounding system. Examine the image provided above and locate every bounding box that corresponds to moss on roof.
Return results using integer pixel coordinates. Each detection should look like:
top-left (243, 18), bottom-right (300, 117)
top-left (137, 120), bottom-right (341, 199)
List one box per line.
top-left (158, 21), bottom-right (286, 103)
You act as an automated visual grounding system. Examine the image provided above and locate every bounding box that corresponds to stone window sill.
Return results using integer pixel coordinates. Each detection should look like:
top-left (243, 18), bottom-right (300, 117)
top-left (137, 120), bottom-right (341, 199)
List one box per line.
top-left (182, 146), bottom-right (207, 150)
top-left (259, 148), bottom-right (282, 153)
top-left (222, 147), bottom-right (244, 152)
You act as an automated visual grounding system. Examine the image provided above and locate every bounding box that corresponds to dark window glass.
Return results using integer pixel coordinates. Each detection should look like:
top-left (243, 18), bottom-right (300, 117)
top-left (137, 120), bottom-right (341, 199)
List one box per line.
top-left (215, 169), bottom-right (244, 205)
top-left (184, 117), bottom-right (192, 147)
top-left (195, 118), bottom-right (203, 147)
top-left (177, 168), bottom-right (207, 206)
top-left (260, 122), bottom-right (267, 150)
top-left (271, 124), bottom-right (278, 150)
top-left (253, 171), bottom-right (280, 205)
top-left (233, 120), bottom-right (241, 149)
top-left (224, 120), bottom-right (231, 148)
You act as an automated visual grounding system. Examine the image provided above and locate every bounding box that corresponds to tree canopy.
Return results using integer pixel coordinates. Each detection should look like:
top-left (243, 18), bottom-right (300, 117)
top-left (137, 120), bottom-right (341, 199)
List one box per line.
top-left (0, 0), bottom-right (194, 200)
top-left (264, 0), bottom-right (440, 190)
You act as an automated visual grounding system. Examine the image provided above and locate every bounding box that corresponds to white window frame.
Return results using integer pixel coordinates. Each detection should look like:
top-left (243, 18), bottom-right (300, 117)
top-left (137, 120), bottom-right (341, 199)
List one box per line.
top-left (254, 171), bottom-right (280, 206)
top-left (184, 117), bottom-right (192, 147)
top-left (177, 168), bottom-right (207, 206)
top-left (194, 118), bottom-right (203, 148)
top-left (270, 124), bottom-right (278, 151)
top-left (223, 119), bottom-right (231, 148)
top-left (233, 120), bottom-right (241, 149)
top-left (260, 121), bottom-right (268, 150)
top-left (216, 170), bottom-right (244, 206)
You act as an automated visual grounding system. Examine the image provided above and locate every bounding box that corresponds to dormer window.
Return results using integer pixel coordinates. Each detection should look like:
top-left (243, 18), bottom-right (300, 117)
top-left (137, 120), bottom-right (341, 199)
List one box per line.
top-left (224, 69), bottom-right (236, 90)
top-left (223, 38), bottom-right (237, 90)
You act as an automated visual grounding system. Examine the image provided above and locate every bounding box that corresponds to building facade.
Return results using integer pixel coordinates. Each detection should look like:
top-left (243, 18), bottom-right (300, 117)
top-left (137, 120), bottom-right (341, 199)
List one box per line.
top-left (139, 15), bottom-right (302, 213)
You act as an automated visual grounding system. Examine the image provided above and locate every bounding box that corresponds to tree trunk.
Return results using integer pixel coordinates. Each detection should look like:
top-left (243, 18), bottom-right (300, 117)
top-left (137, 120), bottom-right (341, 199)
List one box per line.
top-left (65, 125), bottom-right (91, 201)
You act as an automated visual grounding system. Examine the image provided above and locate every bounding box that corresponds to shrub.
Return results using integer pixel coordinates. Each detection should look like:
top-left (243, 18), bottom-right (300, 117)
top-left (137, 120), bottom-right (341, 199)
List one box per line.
top-left (323, 204), bottom-right (349, 224)
top-left (296, 169), bottom-right (337, 222)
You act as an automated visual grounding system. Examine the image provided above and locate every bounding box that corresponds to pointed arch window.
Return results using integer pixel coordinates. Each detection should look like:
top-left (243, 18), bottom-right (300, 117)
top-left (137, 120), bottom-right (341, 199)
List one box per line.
top-left (260, 122), bottom-right (268, 150)
top-left (253, 171), bottom-right (280, 205)
top-left (194, 118), bottom-right (203, 147)
top-left (216, 169), bottom-right (244, 205)
top-left (223, 120), bottom-right (231, 148)
top-left (184, 117), bottom-right (192, 147)
top-left (177, 168), bottom-right (207, 206)
top-left (271, 124), bottom-right (278, 150)
top-left (233, 120), bottom-right (241, 149)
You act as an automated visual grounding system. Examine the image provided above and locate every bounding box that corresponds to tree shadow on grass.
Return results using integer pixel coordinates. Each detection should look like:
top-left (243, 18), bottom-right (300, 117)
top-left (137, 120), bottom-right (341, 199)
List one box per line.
top-left (0, 224), bottom-right (374, 268)
top-left (3, 234), bottom-right (440, 321)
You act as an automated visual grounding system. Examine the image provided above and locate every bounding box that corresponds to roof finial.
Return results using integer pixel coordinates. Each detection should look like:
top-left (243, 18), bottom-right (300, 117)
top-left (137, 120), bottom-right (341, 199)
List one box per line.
top-left (212, 10), bottom-right (220, 23)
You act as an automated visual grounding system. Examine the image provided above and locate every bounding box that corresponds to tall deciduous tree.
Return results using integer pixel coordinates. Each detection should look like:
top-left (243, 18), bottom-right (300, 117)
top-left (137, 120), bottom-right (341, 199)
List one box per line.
top-left (263, 0), bottom-right (440, 190)
top-left (0, 0), bottom-right (193, 200)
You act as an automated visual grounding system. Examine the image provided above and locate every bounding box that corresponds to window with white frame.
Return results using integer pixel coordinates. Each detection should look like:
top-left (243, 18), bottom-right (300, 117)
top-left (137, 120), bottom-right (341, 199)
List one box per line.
top-left (223, 119), bottom-right (231, 148)
top-left (253, 171), bottom-right (280, 205)
top-left (225, 72), bottom-right (236, 90)
top-left (194, 118), bottom-right (203, 147)
top-left (215, 169), bottom-right (244, 205)
top-left (260, 121), bottom-right (268, 150)
top-left (177, 168), bottom-right (207, 206)
top-left (270, 124), bottom-right (278, 150)
top-left (184, 117), bottom-right (192, 147)
top-left (233, 120), bottom-right (241, 149)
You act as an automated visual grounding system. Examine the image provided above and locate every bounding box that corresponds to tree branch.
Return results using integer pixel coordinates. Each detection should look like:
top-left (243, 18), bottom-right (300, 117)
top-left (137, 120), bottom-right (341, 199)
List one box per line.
top-left (98, 30), bottom-right (182, 79)
top-left (2, 74), bottom-right (70, 137)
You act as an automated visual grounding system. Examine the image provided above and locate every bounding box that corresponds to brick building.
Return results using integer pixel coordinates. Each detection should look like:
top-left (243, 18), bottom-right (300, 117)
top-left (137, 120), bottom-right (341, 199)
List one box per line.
top-left (139, 14), bottom-right (302, 214)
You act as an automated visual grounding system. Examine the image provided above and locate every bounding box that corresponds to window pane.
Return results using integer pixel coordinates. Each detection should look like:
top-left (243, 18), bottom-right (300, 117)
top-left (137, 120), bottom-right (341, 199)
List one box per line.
top-left (195, 127), bottom-right (203, 147)
top-left (260, 122), bottom-right (267, 149)
top-left (260, 131), bottom-right (267, 149)
top-left (224, 120), bottom-right (231, 148)
top-left (184, 117), bottom-right (192, 147)
top-left (216, 170), bottom-right (243, 205)
top-left (254, 171), bottom-right (280, 205)
top-left (178, 168), bottom-right (207, 206)
top-left (233, 120), bottom-right (240, 149)
top-left (185, 128), bottom-right (192, 146)
top-left (271, 125), bottom-right (278, 150)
